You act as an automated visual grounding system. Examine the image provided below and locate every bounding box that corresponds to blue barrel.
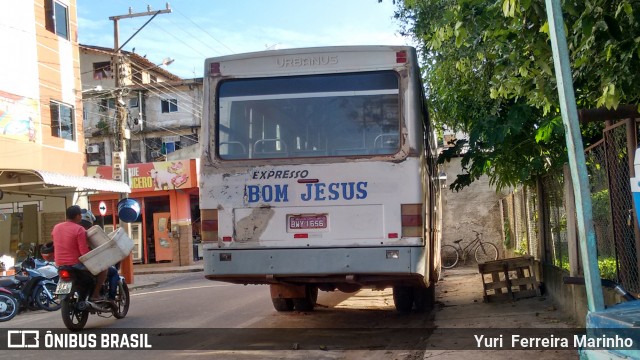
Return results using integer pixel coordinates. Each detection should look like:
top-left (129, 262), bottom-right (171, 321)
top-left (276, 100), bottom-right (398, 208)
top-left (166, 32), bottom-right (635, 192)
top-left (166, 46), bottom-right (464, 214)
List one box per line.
top-left (117, 198), bottom-right (140, 223)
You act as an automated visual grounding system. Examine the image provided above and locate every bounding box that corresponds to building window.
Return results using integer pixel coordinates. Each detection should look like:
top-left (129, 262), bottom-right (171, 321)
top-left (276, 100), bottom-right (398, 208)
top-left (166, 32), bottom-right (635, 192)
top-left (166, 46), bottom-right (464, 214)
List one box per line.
top-left (100, 98), bottom-right (116, 112)
top-left (93, 62), bottom-right (112, 80)
top-left (146, 137), bottom-right (164, 160)
top-left (161, 99), bottom-right (178, 113)
top-left (50, 101), bottom-right (75, 141)
top-left (162, 135), bottom-right (181, 154)
top-left (45, 0), bottom-right (69, 40)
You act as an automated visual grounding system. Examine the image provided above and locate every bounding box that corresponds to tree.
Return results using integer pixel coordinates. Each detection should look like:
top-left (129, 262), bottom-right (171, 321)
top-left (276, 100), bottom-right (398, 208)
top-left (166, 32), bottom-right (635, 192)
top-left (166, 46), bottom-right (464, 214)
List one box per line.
top-left (392, 0), bottom-right (640, 191)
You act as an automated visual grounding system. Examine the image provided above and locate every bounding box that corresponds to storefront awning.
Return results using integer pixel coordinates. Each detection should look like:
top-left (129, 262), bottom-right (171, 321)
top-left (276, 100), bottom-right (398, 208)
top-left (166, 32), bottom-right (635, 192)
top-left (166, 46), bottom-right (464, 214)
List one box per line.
top-left (0, 169), bottom-right (131, 196)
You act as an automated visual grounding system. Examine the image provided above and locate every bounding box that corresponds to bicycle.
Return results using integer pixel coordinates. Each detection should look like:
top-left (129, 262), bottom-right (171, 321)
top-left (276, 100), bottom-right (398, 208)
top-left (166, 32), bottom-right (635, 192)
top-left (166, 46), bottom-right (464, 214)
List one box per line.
top-left (441, 230), bottom-right (499, 269)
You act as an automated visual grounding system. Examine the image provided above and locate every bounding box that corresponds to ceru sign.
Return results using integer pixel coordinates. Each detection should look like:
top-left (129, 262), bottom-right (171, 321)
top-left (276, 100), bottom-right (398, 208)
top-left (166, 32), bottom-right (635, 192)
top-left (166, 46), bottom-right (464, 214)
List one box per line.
top-left (87, 160), bottom-right (196, 192)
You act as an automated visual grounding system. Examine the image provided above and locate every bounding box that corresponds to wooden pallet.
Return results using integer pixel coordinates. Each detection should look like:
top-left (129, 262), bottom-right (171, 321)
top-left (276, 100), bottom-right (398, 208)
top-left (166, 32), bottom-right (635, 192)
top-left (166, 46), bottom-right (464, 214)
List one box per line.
top-left (478, 256), bottom-right (541, 302)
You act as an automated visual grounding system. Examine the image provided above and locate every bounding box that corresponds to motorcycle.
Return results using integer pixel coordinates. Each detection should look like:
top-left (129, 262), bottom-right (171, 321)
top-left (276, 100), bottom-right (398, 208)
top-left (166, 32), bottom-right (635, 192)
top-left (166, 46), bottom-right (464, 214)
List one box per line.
top-left (1, 264), bottom-right (60, 312)
top-left (0, 286), bottom-right (18, 321)
top-left (20, 249), bottom-right (59, 283)
top-left (56, 266), bottom-right (130, 331)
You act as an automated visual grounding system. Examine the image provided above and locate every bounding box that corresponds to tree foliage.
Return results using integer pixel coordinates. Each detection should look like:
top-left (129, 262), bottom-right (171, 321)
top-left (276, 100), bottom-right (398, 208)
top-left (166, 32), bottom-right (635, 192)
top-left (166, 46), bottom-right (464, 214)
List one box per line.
top-left (392, 0), bottom-right (640, 191)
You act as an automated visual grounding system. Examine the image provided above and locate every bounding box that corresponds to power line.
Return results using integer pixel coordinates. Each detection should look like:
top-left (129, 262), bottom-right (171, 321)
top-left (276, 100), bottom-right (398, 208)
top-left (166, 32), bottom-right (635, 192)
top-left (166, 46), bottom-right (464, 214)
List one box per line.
top-left (149, 22), bottom-right (210, 58)
top-left (128, 78), bottom-right (203, 117)
top-left (172, 6), bottom-right (235, 54)
top-left (163, 16), bottom-right (224, 56)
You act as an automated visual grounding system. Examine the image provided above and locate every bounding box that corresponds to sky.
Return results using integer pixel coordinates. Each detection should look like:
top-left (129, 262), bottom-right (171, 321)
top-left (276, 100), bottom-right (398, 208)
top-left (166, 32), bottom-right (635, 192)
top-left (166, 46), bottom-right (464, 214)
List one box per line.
top-left (76, 0), bottom-right (410, 80)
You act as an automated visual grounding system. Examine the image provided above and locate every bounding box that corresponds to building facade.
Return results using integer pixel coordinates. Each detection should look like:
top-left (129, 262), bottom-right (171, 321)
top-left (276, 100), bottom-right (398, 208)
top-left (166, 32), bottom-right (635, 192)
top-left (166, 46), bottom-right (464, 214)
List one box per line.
top-left (0, 1), bottom-right (128, 257)
top-left (79, 44), bottom-right (202, 167)
top-left (79, 45), bottom-right (203, 266)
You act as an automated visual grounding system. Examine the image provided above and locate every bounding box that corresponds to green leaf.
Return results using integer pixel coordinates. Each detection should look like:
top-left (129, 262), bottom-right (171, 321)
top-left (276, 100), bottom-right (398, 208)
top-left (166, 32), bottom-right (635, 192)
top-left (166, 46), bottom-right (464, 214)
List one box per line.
top-left (502, 0), bottom-right (516, 18)
top-left (540, 22), bottom-right (549, 35)
top-left (581, 17), bottom-right (594, 38)
top-left (538, 60), bottom-right (553, 76)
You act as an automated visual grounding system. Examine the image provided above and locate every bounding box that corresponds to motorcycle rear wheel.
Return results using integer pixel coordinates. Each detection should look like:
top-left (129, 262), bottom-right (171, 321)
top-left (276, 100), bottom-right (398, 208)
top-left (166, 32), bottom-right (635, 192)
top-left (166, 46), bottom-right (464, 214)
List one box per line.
top-left (0, 293), bottom-right (18, 322)
top-left (61, 287), bottom-right (89, 331)
top-left (112, 281), bottom-right (130, 319)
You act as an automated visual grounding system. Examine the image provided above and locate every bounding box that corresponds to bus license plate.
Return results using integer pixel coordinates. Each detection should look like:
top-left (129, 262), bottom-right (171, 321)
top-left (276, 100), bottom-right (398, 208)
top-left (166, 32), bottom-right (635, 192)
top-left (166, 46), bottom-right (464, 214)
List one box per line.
top-left (55, 281), bottom-right (72, 295)
top-left (288, 215), bottom-right (327, 230)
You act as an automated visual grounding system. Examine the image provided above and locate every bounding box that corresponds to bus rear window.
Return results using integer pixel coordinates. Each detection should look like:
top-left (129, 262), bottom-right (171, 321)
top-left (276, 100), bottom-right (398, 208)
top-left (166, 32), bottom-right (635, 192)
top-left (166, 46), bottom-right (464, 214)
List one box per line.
top-left (216, 71), bottom-right (400, 160)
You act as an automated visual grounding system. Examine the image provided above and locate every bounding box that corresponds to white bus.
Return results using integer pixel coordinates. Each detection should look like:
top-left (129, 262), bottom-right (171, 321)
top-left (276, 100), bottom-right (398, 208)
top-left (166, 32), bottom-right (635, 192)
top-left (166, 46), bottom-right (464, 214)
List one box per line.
top-left (200, 46), bottom-right (442, 313)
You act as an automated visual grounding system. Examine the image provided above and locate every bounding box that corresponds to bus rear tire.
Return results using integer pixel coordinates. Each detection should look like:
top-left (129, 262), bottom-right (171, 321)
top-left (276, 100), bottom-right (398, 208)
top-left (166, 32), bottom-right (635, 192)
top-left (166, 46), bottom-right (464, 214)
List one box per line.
top-left (393, 286), bottom-right (414, 313)
top-left (413, 284), bottom-right (435, 313)
top-left (271, 297), bottom-right (294, 312)
top-left (293, 285), bottom-right (317, 312)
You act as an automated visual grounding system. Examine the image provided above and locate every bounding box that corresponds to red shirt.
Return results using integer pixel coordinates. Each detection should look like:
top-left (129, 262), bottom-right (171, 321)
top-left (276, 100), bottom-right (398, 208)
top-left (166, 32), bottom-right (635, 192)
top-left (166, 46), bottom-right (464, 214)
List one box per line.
top-left (52, 220), bottom-right (91, 266)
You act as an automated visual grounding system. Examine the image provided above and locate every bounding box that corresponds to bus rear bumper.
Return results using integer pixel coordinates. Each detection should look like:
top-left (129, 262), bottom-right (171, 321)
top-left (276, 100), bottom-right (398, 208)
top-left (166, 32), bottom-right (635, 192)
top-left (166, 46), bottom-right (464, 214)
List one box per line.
top-left (203, 246), bottom-right (428, 287)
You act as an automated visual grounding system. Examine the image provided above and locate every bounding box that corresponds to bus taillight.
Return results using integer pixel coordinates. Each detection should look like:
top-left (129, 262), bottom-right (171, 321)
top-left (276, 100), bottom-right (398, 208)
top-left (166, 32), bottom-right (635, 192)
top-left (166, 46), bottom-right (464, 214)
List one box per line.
top-left (396, 50), bottom-right (407, 63)
top-left (201, 209), bottom-right (218, 242)
top-left (210, 62), bottom-right (221, 76)
top-left (401, 204), bottom-right (423, 237)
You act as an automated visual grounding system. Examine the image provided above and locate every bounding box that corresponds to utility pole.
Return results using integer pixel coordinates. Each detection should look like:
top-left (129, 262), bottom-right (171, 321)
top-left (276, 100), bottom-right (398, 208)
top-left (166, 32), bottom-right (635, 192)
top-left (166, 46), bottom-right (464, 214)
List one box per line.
top-left (109, 3), bottom-right (172, 284)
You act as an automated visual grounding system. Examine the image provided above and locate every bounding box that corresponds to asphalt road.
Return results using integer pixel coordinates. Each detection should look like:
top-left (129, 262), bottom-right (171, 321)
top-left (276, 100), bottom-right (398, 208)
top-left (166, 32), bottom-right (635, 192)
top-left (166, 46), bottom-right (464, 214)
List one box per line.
top-left (1, 272), bottom-right (432, 360)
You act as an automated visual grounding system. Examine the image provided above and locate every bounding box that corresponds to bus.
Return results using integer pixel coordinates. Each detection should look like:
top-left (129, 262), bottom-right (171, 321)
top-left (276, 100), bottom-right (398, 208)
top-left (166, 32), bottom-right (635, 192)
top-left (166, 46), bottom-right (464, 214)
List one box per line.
top-left (199, 46), bottom-right (442, 313)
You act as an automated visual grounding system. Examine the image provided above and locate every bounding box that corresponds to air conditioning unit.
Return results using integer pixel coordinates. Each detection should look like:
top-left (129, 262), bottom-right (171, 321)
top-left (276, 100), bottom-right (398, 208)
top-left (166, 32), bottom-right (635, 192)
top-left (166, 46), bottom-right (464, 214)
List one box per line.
top-left (88, 160), bottom-right (101, 166)
top-left (86, 144), bottom-right (100, 154)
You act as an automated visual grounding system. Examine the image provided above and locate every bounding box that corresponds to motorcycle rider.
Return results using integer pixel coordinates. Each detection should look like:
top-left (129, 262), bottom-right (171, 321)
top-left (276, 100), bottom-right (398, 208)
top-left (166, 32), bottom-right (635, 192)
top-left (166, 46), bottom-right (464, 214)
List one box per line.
top-left (79, 209), bottom-right (119, 301)
top-left (51, 205), bottom-right (108, 302)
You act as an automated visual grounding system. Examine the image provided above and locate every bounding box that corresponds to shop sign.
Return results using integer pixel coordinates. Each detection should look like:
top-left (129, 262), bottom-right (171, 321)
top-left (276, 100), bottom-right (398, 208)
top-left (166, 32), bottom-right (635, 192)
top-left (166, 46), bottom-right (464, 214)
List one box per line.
top-left (87, 160), bottom-right (194, 192)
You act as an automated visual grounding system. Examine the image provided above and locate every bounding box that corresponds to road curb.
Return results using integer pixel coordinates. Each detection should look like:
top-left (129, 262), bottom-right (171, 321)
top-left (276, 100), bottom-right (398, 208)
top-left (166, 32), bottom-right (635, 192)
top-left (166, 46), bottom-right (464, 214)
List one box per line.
top-left (133, 268), bottom-right (204, 276)
top-left (129, 282), bottom-right (159, 291)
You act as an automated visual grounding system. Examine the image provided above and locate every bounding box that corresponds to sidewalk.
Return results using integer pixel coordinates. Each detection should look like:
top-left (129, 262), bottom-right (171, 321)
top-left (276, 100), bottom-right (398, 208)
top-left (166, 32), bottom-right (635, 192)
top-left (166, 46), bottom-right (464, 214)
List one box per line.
top-left (129, 262), bottom-right (204, 290)
top-left (423, 267), bottom-right (579, 359)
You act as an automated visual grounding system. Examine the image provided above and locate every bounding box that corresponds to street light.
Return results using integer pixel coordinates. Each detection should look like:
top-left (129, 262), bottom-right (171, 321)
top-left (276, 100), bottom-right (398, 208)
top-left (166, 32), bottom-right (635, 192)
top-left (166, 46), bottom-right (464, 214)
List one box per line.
top-left (161, 57), bottom-right (174, 66)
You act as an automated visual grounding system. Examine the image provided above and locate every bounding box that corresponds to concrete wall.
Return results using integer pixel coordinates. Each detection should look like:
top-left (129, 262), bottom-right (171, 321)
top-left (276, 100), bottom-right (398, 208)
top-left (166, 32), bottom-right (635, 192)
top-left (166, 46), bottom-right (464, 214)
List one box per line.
top-left (541, 264), bottom-right (622, 326)
top-left (441, 157), bottom-right (508, 256)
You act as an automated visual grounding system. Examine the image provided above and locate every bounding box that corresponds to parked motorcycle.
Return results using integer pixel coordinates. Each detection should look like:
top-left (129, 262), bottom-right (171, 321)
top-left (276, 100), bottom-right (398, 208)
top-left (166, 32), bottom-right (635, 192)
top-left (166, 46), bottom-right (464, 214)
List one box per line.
top-left (56, 266), bottom-right (130, 331)
top-left (20, 248), bottom-right (59, 283)
top-left (2, 264), bottom-right (60, 312)
top-left (0, 286), bottom-right (18, 321)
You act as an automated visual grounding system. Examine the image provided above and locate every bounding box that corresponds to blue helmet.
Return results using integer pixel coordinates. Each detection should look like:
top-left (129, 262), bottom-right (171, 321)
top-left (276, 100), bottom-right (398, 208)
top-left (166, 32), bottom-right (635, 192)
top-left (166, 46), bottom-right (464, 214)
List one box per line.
top-left (80, 208), bottom-right (96, 228)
